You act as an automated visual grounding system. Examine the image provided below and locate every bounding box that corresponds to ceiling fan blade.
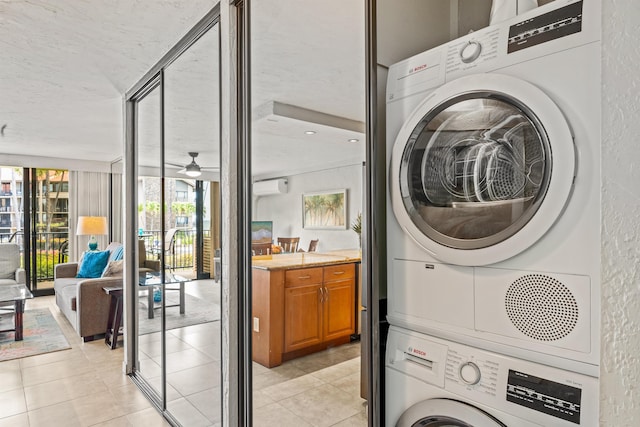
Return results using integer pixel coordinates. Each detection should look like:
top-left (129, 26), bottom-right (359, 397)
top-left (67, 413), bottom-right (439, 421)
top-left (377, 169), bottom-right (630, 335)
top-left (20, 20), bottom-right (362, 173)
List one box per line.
top-left (166, 162), bottom-right (183, 168)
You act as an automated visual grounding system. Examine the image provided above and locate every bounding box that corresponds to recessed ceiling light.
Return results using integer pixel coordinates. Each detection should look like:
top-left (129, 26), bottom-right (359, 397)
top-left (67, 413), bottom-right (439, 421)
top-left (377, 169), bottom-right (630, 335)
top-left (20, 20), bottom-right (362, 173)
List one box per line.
top-left (347, 138), bottom-right (359, 143)
top-left (304, 130), bottom-right (316, 135)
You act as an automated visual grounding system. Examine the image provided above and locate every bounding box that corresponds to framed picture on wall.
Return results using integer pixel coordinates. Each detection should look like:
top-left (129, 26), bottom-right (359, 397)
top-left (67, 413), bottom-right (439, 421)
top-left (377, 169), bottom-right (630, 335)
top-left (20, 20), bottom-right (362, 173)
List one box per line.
top-left (302, 189), bottom-right (347, 230)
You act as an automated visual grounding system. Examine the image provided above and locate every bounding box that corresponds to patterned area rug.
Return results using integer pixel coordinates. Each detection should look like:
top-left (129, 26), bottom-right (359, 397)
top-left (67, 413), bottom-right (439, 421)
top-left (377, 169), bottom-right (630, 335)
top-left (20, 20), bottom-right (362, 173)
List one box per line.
top-left (0, 308), bottom-right (71, 362)
top-left (138, 289), bottom-right (220, 335)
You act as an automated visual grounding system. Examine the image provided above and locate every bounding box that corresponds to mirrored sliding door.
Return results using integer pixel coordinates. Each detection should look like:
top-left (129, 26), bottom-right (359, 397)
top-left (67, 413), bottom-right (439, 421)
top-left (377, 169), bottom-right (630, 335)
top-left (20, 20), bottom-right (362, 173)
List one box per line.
top-left (163, 23), bottom-right (222, 425)
top-left (134, 81), bottom-right (165, 400)
top-left (126, 7), bottom-right (223, 426)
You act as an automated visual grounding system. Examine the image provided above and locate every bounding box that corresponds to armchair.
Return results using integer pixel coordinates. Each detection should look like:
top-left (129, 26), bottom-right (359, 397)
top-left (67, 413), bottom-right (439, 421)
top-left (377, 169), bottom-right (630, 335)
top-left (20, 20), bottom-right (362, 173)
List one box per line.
top-left (0, 243), bottom-right (26, 309)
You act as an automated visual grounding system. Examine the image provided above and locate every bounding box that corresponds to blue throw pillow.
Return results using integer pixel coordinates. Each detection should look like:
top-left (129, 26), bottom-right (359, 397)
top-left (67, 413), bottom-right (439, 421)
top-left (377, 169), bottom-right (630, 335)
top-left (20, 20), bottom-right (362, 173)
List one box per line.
top-left (77, 250), bottom-right (110, 278)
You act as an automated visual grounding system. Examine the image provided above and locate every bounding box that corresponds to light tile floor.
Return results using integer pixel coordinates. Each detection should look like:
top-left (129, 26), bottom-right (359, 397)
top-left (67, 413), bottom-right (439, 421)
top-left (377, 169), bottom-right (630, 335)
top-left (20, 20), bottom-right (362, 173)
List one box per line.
top-left (0, 293), bottom-right (366, 427)
top-left (253, 342), bottom-right (367, 427)
top-left (0, 295), bottom-right (170, 427)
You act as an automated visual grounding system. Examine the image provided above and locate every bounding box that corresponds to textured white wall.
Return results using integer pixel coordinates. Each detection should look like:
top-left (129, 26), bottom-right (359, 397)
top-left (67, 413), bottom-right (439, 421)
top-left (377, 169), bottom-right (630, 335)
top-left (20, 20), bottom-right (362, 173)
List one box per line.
top-left (253, 164), bottom-right (363, 252)
top-left (600, 0), bottom-right (640, 424)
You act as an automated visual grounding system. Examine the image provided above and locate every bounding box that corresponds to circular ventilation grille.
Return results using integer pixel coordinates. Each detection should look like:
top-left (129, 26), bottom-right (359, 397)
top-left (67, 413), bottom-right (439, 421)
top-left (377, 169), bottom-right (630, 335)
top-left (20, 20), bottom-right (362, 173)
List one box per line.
top-left (505, 274), bottom-right (578, 341)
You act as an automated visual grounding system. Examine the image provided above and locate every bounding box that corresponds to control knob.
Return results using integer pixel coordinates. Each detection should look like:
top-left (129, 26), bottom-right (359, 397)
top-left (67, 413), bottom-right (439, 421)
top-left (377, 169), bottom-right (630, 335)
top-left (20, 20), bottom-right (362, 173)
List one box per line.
top-left (459, 361), bottom-right (481, 385)
top-left (460, 40), bottom-right (482, 64)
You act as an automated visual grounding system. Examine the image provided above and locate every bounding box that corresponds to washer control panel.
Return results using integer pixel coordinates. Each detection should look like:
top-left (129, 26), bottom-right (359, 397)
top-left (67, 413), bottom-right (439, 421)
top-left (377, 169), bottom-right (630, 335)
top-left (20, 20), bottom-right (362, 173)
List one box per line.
top-left (445, 348), bottom-right (499, 397)
top-left (459, 361), bottom-right (481, 385)
top-left (445, 27), bottom-right (500, 73)
top-left (386, 327), bottom-right (599, 426)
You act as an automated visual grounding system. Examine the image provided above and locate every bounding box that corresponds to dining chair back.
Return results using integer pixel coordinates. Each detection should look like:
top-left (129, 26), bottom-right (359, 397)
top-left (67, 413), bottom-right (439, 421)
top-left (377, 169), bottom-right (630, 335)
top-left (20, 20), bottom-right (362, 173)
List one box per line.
top-left (307, 239), bottom-right (319, 252)
top-left (277, 237), bottom-right (300, 253)
top-left (252, 242), bottom-right (272, 256)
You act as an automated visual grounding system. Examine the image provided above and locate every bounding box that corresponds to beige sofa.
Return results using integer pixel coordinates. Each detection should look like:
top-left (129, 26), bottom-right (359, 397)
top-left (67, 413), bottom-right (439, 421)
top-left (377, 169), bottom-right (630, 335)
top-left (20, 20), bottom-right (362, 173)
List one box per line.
top-left (54, 242), bottom-right (123, 341)
top-left (54, 241), bottom-right (162, 341)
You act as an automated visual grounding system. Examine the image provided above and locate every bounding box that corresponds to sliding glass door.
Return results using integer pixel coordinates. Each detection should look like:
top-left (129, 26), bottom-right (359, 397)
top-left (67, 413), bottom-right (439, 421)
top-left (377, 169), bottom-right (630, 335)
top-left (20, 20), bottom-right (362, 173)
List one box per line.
top-left (0, 166), bottom-right (69, 296)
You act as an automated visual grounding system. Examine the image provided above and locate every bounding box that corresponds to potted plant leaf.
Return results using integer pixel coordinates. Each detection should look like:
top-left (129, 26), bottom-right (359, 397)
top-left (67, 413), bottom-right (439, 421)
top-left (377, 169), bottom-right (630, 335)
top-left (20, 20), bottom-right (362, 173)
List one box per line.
top-left (351, 212), bottom-right (362, 248)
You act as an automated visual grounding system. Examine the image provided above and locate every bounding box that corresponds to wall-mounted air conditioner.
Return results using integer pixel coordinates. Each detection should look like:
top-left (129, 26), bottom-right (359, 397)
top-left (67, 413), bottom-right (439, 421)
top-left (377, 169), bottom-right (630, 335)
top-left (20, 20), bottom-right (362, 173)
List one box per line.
top-left (253, 178), bottom-right (288, 196)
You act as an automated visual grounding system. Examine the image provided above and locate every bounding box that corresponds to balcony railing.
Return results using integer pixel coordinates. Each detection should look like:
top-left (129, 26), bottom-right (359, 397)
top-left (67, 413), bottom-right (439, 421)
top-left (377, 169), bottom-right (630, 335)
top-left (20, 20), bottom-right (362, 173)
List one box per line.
top-left (0, 228), bottom-right (205, 283)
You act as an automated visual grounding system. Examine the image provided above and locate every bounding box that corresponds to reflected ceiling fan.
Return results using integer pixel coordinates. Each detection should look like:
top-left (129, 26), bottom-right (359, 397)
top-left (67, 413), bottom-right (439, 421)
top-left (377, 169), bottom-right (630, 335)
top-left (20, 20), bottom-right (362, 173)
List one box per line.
top-left (167, 152), bottom-right (218, 178)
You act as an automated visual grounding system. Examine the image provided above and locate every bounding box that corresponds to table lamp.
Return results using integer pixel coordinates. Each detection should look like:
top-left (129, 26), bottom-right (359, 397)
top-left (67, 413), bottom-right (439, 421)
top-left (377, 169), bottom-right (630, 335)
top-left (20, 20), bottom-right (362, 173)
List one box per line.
top-left (76, 216), bottom-right (108, 251)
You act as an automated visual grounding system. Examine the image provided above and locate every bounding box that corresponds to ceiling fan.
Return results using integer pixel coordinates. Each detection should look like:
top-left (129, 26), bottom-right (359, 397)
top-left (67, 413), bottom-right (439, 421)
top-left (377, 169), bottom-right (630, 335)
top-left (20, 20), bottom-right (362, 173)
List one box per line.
top-left (167, 152), bottom-right (218, 178)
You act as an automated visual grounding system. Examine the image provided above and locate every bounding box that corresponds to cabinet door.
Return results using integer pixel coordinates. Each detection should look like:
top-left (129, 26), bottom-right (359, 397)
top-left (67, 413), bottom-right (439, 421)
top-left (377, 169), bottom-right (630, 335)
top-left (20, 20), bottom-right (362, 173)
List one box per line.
top-left (323, 278), bottom-right (355, 341)
top-left (284, 283), bottom-right (323, 352)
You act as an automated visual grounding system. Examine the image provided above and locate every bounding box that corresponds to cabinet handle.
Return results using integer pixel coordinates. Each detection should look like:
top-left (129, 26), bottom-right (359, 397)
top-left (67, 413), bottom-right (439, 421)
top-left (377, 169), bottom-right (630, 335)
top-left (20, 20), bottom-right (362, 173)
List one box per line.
top-left (324, 286), bottom-right (328, 301)
top-left (319, 287), bottom-right (324, 302)
top-left (298, 275), bottom-right (311, 279)
top-left (332, 271), bottom-right (344, 275)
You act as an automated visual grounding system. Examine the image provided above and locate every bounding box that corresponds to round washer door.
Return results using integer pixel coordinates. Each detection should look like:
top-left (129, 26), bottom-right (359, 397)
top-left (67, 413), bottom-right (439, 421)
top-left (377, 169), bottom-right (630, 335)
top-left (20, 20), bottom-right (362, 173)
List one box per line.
top-left (397, 399), bottom-right (507, 427)
top-left (390, 73), bottom-right (574, 266)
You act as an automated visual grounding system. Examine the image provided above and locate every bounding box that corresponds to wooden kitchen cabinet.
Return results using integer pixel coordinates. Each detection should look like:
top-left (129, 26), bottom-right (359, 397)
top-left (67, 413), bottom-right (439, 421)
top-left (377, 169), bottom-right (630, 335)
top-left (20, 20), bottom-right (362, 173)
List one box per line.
top-left (252, 254), bottom-right (358, 368)
top-left (323, 278), bottom-right (355, 341)
top-left (322, 264), bottom-right (355, 341)
top-left (284, 283), bottom-right (323, 352)
top-left (284, 264), bottom-right (355, 353)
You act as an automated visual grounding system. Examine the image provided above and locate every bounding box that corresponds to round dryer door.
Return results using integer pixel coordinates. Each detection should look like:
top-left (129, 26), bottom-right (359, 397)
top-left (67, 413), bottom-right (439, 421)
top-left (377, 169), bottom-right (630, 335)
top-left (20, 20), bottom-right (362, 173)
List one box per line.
top-left (391, 73), bottom-right (575, 266)
top-left (397, 399), bottom-right (506, 427)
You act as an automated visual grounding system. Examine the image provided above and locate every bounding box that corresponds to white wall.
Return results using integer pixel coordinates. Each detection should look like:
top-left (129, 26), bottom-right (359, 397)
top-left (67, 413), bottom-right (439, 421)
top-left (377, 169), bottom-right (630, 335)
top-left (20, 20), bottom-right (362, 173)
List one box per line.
top-left (253, 163), bottom-right (363, 252)
top-left (600, 0), bottom-right (640, 423)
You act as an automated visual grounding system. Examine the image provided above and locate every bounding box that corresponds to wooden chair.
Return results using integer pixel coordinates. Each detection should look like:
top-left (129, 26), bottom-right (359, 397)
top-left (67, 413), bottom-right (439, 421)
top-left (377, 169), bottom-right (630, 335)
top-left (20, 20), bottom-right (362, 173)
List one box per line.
top-left (277, 237), bottom-right (299, 253)
top-left (252, 242), bottom-right (271, 256)
top-left (307, 239), bottom-right (319, 252)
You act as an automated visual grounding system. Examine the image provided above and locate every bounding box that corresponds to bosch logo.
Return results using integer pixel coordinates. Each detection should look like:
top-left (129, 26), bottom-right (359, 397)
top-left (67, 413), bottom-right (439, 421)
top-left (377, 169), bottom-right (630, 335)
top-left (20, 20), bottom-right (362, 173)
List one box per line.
top-left (412, 348), bottom-right (426, 357)
top-left (410, 64), bottom-right (427, 73)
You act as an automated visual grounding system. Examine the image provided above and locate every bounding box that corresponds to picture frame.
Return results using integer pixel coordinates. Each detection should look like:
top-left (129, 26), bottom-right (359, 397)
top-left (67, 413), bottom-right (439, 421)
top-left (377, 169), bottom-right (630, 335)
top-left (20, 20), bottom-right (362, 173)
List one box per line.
top-left (251, 221), bottom-right (273, 243)
top-left (302, 189), bottom-right (347, 230)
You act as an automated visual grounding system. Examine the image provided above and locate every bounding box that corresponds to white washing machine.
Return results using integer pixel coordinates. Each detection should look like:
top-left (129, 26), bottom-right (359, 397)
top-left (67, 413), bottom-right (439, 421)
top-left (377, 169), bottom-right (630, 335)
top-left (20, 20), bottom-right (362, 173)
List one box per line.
top-left (385, 0), bottom-right (601, 375)
top-left (386, 327), bottom-right (599, 426)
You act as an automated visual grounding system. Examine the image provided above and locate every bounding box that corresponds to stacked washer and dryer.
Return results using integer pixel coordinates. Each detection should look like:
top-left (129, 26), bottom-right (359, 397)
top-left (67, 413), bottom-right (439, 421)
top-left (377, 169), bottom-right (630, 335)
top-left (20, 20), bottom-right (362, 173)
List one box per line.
top-left (385, 0), bottom-right (601, 425)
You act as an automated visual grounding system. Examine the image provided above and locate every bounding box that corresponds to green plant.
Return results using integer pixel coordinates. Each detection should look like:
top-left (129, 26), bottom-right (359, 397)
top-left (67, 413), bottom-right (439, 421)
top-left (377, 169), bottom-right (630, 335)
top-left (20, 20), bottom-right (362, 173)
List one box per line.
top-left (351, 212), bottom-right (362, 235)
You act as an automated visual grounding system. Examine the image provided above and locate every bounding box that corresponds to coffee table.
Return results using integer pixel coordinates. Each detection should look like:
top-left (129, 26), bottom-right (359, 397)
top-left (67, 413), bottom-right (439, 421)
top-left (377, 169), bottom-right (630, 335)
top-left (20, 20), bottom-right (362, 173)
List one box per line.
top-left (0, 284), bottom-right (34, 341)
top-left (138, 272), bottom-right (188, 319)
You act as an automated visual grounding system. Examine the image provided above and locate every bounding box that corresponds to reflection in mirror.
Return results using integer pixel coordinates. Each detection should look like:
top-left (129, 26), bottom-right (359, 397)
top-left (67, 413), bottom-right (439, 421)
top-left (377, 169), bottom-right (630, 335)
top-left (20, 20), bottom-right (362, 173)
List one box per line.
top-left (164, 24), bottom-right (222, 425)
top-left (250, 1), bottom-right (367, 425)
top-left (135, 85), bottom-right (164, 399)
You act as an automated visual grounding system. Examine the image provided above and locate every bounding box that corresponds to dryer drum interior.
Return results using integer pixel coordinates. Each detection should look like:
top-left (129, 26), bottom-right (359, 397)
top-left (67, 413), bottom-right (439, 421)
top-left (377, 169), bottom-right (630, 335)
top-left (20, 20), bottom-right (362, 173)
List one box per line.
top-left (399, 92), bottom-right (552, 250)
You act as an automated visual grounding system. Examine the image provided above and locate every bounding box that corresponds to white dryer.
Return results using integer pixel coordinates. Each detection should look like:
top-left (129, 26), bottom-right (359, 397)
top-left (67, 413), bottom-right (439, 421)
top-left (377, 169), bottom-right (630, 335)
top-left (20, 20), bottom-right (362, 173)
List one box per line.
top-left (385, 0), bottom-right (600, 375)
top-left (386, 327), bottom-right (599, 426)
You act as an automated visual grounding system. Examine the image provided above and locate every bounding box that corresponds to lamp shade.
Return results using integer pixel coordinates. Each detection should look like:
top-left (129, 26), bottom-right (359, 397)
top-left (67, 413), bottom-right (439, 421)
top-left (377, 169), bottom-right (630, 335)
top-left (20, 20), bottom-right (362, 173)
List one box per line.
top-left (76, 216), bottom-right (108, 236)
top-left (77, 216), bottom-right (108, 251)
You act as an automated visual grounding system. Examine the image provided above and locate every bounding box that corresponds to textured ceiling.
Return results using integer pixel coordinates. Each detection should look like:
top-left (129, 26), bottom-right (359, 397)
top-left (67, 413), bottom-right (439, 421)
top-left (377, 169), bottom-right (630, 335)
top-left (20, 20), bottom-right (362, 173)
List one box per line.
top-left (0, 0), bottom-right (366, 178)
top-left (0, 0), bottom-right (214, 163)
